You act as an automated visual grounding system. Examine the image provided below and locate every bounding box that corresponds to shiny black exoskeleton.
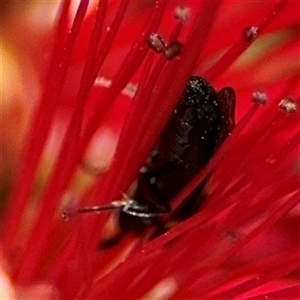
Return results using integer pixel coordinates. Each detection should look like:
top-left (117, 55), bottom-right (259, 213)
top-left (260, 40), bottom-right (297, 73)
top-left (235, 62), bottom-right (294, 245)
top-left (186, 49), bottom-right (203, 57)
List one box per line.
top-left (114, 76), bottom-right (236, 240)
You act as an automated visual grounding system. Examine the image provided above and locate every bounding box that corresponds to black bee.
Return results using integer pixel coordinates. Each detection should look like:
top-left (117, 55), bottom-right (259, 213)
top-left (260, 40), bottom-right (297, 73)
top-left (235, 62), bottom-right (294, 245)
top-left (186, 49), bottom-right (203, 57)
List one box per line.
top-left (69, 76), bottom-right (236, 246)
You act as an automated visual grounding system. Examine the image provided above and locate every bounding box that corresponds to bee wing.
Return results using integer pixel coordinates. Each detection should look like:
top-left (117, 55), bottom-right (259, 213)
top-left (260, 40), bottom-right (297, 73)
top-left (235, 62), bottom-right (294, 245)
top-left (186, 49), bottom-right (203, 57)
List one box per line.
top-left (215, 87), bottom-right (236, 149)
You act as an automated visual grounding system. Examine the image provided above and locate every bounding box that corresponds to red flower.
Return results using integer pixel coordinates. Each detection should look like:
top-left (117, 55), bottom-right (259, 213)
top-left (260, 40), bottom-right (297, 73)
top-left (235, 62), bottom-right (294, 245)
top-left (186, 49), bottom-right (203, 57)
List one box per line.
top-left (1, 1), bottom-right (299, 299)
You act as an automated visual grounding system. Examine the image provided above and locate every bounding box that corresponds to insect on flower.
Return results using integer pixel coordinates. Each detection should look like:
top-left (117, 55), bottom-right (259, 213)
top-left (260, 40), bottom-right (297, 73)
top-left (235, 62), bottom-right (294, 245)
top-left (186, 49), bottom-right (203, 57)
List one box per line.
top-left (64, 76), bottom-right (236, 246)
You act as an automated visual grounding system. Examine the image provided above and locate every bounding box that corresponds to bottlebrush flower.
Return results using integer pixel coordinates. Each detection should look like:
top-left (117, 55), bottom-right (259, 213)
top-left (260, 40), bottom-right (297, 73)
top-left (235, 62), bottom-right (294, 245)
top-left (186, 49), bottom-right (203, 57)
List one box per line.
top-left (1, 0), bottom-right (299, 299)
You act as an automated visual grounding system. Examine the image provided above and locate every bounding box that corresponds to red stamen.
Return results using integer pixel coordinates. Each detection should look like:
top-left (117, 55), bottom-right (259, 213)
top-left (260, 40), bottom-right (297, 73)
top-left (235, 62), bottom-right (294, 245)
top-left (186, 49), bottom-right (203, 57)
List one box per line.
top-left (4, 0), bottom-right (89, 253)
top-left (205, 0), bottom-right (288, 82)
top-left (79, 0), bottom-right (166, 152)
top-left (91, 0), bottom-right (130, 79)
